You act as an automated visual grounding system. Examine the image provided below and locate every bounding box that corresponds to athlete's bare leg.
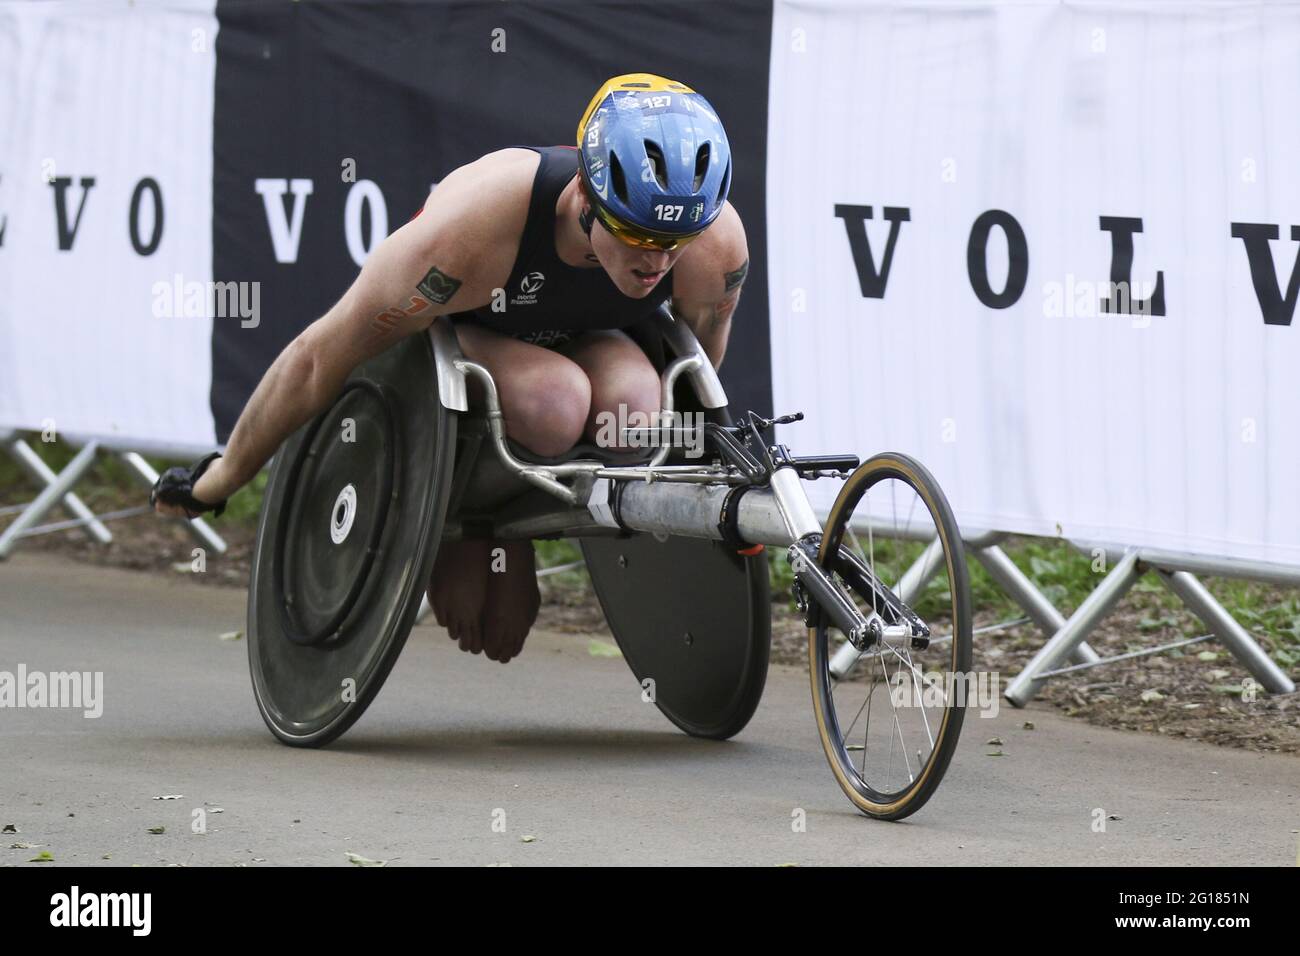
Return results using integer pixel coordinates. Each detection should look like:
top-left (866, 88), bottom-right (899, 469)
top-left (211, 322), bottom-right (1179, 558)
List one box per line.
top-left (426, 324), bottom-right (585, 660)
top-left (559, 329), bottom-right (661, 448)
top-left (427, 537), bottom-right (492, 654)
top-left (427, 324), bottom-right (657, 663)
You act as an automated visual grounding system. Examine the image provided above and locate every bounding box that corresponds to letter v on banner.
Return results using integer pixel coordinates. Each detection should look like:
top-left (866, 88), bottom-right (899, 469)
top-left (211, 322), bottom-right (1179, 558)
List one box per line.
top-left (833, 204), bottom-right (910, 298)
top-left (50, 176), bottom-right (96, 251)
top-left (1230, 223), bottom-right (1300, 326)
top-left (254, 178), bottom-right (315, 263)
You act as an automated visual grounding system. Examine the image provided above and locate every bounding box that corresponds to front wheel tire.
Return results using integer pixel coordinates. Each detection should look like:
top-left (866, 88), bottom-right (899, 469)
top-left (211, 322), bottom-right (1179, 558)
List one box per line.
top-left (809, 452), bottom-right (973, 820)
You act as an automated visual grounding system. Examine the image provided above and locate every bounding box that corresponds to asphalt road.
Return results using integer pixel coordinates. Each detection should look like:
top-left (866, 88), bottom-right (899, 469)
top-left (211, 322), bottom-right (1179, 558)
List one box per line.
top-left (1, 553), bottom-right (1296, 866)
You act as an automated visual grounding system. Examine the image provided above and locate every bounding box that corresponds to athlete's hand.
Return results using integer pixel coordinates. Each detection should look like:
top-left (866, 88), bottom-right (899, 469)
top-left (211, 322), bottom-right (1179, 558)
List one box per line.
top-left (151, 453), bottom-right (229, 519)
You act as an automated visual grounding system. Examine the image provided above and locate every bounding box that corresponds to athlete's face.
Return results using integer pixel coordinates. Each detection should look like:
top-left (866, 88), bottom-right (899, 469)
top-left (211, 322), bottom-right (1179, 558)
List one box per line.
top-left (587, 209), bottom-right (691, 298)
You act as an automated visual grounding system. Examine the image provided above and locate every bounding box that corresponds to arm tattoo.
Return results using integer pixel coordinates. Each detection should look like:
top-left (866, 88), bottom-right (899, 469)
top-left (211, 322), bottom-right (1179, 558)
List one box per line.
top-left (713, 294), bottom-right (739, 325)
top-left (416, 265), bottom-right (463, 304)
top-left (723, 258), bottom-right (749, 294)
top-left (367, 295), bottom-right (429, 342)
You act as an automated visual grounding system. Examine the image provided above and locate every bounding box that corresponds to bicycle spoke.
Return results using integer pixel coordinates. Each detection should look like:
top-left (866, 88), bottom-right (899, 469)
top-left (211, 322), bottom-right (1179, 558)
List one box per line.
top-left (812, 457), bottom-right (971, 818)
top-left (901, 644), bottom-right (937, 750)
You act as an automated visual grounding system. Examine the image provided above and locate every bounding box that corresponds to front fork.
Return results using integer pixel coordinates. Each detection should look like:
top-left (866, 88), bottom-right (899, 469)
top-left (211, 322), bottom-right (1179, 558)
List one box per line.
top-left (768, 464), bottom-right (930, 653)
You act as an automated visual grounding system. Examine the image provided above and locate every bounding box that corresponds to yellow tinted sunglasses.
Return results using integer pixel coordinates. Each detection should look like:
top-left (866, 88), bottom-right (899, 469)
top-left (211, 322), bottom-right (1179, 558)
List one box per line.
top-left (592, 204), bottom-right (704, 253)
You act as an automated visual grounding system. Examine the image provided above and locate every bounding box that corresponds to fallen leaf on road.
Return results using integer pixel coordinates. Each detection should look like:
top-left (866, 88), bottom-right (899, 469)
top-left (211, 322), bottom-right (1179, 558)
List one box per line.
top-left (147, 826), bottom-right (165, 835)
top-left (29, 851), bottom-right (54, 863)
top-left (219, 631), bottom-right (243, 642)
top-left (520, 835), bottom-right (536, 844)
top-left (986, 750), bottom-right (1004, 757)
top-left (1140, 689), bottom-right (1164, 702)
top-left (154, 795), bottom-right (183, 801)
top-left (345, 852), bottom-right (387, 867)
top-left (1022, 722), bottom-right (1035, 730)
top-left (1, 824), bottom-right (16, 834)
top-left (986, 736), bottom-right (1003, 746)
top-left (587, 640), bottom-right (621, 658)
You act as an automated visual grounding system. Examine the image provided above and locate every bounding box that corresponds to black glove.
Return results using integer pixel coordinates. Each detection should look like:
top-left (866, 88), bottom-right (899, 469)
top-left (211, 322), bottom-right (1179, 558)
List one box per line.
top-left (150, 452), bottom-right (227, 518)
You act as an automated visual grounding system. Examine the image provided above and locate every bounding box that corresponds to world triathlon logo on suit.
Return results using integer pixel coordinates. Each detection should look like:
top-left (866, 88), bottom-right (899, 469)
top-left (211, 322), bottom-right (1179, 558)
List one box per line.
top-left (512, 271), bottom-right (545, 306)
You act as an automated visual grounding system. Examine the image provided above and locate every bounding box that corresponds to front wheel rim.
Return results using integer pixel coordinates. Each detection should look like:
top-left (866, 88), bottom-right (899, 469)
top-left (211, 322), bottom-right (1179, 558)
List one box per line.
top-left (808, 453), bottom-right (973, 819)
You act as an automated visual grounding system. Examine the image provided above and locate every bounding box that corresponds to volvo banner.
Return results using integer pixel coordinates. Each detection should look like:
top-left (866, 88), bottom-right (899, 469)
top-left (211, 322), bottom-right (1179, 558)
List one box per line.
top-left (0, 0), bottom-right (218, 455)
top-left (767, 0), bottom-right (1300, 565)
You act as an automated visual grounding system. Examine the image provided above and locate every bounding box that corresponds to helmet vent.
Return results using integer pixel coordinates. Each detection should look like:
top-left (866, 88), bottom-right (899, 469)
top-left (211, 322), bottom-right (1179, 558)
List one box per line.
top-left (693, 143), bottom-right (711, 192)
top-left (715, 159), bottom-right (731, 206)
top-left (609, 151), bottom-right (628, 202)
top-left (643, 141), bottom-right (669, 189)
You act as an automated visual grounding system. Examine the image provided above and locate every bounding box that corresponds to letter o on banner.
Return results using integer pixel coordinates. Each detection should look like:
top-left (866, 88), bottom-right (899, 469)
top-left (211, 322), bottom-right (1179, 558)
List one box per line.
top-left (344, 179), bottom-right (389, 267)
top-left (129, 177), bottom-right (164, 256)
top-left (967, 209), bottom-right (1028, 309)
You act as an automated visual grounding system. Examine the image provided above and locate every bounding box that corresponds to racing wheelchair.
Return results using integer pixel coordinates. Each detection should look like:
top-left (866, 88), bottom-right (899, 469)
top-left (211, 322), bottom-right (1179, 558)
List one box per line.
top-left (245, 305), bottom-right (972, 819)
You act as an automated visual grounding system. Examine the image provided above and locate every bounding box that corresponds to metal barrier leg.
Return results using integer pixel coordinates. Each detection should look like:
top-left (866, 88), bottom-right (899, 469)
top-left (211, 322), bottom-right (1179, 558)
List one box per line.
top-left (975, 544), bottom-right (1099, 665)
top-left (1003, 549), bottom-right (1143, 707)
top-left (116, 452), bottom-right (228, 555)
top-left (1155, 569), bottom-right (1295, 695)
top-left (3, 435), bottom-right (112, 544)
top-left (0, 442), bottom-right (102, 559)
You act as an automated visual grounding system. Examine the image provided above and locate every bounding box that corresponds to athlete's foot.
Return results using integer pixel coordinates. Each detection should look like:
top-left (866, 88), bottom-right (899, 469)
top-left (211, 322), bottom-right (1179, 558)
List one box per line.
top-left (480, 539), bottom-right (541, 663)
top-left (427, 539), bottom-right (493, 655)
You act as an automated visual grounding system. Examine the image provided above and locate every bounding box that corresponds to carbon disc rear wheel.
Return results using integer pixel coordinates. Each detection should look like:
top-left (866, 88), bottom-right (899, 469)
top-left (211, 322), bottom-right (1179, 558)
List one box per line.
top-left (247, 334), bottom-right (456, 748)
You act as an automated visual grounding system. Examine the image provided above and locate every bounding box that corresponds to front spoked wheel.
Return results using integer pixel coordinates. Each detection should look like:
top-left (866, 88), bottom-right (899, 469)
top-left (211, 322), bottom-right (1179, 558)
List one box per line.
top-left (809, 452), bottom-right (972, 820)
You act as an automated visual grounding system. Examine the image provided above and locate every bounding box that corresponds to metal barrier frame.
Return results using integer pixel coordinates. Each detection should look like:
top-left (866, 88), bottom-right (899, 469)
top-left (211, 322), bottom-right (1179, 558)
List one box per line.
top-left (1003, 542), bottom-right (1296, 706)
top-left (0, 429), bottom-right (227, 560)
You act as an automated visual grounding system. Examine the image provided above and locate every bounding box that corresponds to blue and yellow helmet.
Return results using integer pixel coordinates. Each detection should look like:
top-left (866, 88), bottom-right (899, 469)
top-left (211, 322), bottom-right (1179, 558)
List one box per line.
top-left (577, 73), bottom-right (732, 249)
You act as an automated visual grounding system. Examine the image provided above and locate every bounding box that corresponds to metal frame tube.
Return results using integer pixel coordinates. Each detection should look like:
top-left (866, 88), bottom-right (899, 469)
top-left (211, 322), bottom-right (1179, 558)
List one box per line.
top-left (975, 544), bottom-right (1099, 665)
top-left (651, 305), bottom-right (729, 409)
top-left (4, 435), bottom-right (111, 544)
top-left (1003, 549), bottom-right (1143, 707)
top-left (1071, 539), bottom-right (1300, 588)
top-left (1155, 569), bottom-right (1295, 694)
top-left (0, 442), bottom-right (101, 559)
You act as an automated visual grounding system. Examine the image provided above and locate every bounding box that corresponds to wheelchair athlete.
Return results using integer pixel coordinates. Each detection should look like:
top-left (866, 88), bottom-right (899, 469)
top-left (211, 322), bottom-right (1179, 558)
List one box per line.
top-left (153, 73), bottom-right (751, 665)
